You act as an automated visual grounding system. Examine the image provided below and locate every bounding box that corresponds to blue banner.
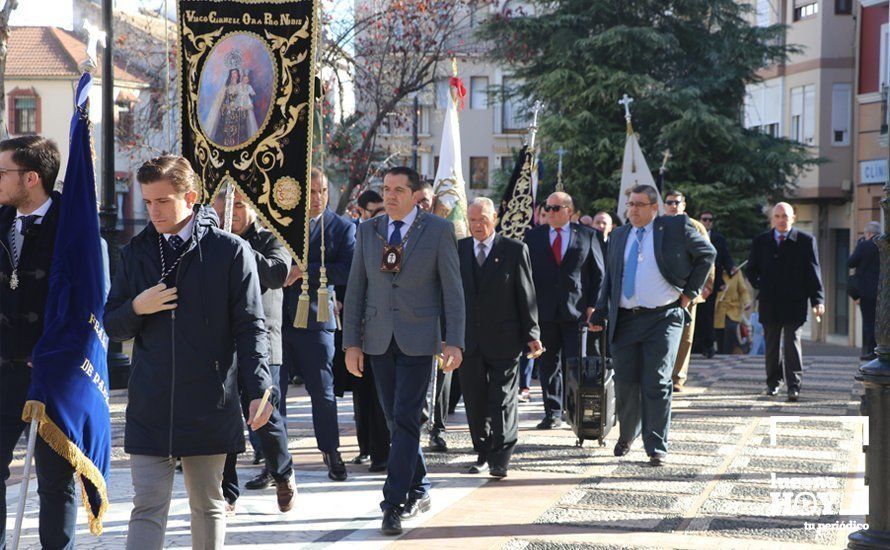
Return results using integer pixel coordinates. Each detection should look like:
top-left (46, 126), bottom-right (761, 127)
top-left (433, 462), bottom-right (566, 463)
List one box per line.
top-left (24, 72), bottom-right (111, 535)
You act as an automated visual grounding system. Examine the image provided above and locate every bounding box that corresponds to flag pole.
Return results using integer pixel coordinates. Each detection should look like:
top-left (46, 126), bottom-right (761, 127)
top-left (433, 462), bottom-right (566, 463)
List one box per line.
top-left (10, 417), bottom-right (39, 550)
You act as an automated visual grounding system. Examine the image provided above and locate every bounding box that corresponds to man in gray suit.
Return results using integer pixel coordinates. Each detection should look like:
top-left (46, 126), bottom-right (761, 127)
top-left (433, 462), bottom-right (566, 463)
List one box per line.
top-left (591, 185), bottom-right (714, 466)
top-left (343, 166), bottom-right (465, 536)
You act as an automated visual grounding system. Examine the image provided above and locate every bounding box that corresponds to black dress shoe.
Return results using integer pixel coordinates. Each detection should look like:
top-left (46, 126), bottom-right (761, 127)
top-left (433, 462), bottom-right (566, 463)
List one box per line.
top-left (489, 466), bottom-right (508, 478)
top-left (400, 494), bottom-right (431, 519)
top-left (649, 453), bottom-right (667, 467)
top-left (245, 469), bottom-right (275, 490)
top-left (613, 441), bottom-right (631, 457)
top-left (381, 508), bottom-right (403, 535)
top-left (351, 453), bottom-right (370, 465)
top-left (324, 452), bottom-right (348, 481)
top-left (765, 386), bottom-right (779, 396)
top-left (252, 454), bottom-right (264, 465)
top-left (467, 460), bottom-right (488, 474)
top-left (368, 460), bottom-right (387, 473)
top-left (291, 374), bottom-right (304, 386)
top-left (428, 434), bottom-right (448, 452)
top-left (536, 415), bottom-right (562, 430)
top-left (787, 388), bottom-right (800, 402)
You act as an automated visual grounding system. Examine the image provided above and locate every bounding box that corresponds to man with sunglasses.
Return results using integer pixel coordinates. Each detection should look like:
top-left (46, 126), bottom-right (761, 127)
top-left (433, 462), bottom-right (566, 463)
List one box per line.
top-left (698, 211), bottom-right (734, 356)
top-left (525, 192), bottom-right (604, 429)
top-left (0, 136), bottom-right (79, 549)
top-left (663, 191), bottom-right (714, 392)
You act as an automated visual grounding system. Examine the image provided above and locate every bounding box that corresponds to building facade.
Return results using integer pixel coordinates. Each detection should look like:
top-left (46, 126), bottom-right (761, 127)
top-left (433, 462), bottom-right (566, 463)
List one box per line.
top-left (743, 0), bottom-right (857, 344)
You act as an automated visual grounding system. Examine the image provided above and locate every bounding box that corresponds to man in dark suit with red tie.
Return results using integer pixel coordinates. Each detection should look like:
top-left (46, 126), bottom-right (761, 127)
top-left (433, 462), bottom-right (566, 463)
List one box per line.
top-left (525, 191), bottom-right (604, 429)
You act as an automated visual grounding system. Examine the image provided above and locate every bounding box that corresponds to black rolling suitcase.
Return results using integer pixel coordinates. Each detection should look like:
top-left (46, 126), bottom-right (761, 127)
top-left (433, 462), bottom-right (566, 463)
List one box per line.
top-left (564, 323), bottom-right (616, 447)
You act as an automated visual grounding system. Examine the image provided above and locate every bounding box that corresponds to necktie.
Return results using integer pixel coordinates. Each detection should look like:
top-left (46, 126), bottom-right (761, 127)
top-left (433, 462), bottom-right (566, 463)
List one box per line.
top-left (622, 227), bottom-right (645, 299)
top-left (18, 215), bottom-right (38, 235)
top-left (168, 235), bottom-right (184, 251)
top-left (476, 243), bottom-right (487, 266)
top-left (389, 220), bottom-right (404, 246)
top-left (778, 234), bottom-right (786, 245)
top-left (552, 228), bottom-right (562, 265)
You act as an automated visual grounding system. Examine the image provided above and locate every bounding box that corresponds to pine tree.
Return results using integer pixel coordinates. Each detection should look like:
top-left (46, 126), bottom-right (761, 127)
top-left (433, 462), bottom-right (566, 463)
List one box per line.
top-left (481, 0), bottom-right (817, 254)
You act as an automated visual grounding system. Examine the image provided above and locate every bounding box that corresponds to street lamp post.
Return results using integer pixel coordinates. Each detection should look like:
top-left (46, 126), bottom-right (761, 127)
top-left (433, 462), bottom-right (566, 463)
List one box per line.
top-left (100, 0), bottom-right (131, 389)
top-left (412, 94), bottom-right (419, 171)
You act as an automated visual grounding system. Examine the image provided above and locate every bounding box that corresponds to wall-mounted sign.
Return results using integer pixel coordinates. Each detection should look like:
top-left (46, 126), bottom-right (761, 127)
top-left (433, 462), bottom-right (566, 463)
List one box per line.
top-left (860, 159), bottom-right (888, 185)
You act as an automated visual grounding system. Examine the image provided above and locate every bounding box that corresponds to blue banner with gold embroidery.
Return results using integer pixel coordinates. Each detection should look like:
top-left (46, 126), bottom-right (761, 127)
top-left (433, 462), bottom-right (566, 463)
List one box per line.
top-left (24, 72), bottom-right (111, 535)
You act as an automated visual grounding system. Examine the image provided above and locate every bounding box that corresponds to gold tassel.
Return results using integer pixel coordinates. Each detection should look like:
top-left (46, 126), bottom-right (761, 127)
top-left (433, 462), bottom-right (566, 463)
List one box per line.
top-left (316, 283), bottom-right (331, 324)
top-left (21, 400), bottom-right (109, 535)
top-left (293, 261), bottom-right (311, 328)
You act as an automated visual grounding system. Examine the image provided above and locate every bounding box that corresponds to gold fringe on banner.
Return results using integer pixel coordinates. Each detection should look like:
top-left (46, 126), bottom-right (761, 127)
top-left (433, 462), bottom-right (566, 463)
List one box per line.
top-left (21, 400), bottom-right (108, 535)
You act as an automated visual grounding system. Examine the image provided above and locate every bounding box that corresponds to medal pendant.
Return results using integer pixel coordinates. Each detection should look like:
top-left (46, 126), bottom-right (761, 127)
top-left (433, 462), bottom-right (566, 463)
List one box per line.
top-left (637, 253), bottom-right (644, 263)
top-left (9, 270), bottom-right (19, 290)
top-left (380, 245), bottom-right (403, 273)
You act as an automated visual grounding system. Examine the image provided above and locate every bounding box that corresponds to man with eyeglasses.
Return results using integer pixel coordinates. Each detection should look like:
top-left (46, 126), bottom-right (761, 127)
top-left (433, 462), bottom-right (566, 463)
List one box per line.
top-left (0, 136), bottom-right (80, 549)
top-left (525, 192), bottom-right (604, 429)
top-left (662, 191), bottom-right (714, 392)
top-left (697, 211), bottom-right (734, 356)
top-left (590, 185), bottom-right (715, 466)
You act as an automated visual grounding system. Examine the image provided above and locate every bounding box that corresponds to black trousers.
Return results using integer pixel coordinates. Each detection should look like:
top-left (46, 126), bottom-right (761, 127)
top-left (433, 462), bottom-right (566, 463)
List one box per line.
top-left (1, 363), bottom-right (77, 550)
top-left (763, 322), bottom-right (803, 390)
top-left (421, 368), bottom-right (451, 437)
top-left (860, 297), bottom-right (877, 357)
top-left (538, 321), bottom-right (581, 417)
top-left (694, 292), bottom-right (717, 353)
top-left (459, 352), bottom-right (520, 469)
top-left (352, 355), bottom-right (390, 463)
top-left (222, 364), bottom-right (293, 504)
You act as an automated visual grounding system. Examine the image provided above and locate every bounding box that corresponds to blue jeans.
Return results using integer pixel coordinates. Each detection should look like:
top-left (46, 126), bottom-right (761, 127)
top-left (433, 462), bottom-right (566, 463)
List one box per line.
top-left (518, 356), bottom-right (533, 390)
top-left (370, 340), bottom-right (432, 511)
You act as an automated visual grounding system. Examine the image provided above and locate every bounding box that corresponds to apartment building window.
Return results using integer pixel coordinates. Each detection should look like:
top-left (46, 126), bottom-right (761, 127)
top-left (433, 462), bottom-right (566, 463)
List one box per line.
top-left (835, 0), bottom-right (851, 15)
top-left (501, 76), bottom-right (529, 132)
top-left (470, 77), bottom-right (488, 109)
top-left (469, 156), bottom-right (489, 189)
top-left (744, 81), bottom-right (781, 136)
top-left (881, 24), bottom-right (889, 91)
top-left (756, 0), bottom-right (771, 26)
top-left (793, 0), bottom-right (818, 21)
top-left (8, 89), bottom-right (40, 135)
top-left (790, 84), bottom-right (815, 144)
top-left (831, 83), bottom-right (851, 146)
top-left (501, 155), bottom-right (515, 173)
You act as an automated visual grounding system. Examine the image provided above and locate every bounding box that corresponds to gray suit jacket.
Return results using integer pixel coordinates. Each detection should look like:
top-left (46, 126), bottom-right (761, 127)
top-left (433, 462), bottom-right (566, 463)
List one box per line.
top-left (343, 208), bottom-right (466, 356)
top-left (592, 215), bottom-right (716, 344)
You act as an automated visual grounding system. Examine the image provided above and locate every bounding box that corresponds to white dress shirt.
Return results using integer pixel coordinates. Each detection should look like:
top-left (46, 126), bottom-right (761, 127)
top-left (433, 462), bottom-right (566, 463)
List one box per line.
top-left (548, 223), bottom-right (570, 259)
top-left (13, 196), bottom-right (53, 257)
top-left (619, 221), bottom-right (680, 309)
top-left (387, 206), bottom-right (419, 243)
top-left (163, 214), bottom-right (195, 244)
top-left (473, 232), bottom-right (496, 262)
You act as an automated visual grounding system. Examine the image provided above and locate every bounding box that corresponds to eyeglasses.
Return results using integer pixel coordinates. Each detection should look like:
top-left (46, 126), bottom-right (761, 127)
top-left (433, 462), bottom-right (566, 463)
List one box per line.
top-left (543, 205), bottom-right (565, 212)
top-left (626, 202), bottom-right (653, 209)
top-left (0, 168), bottom-right (30, 177)
top-left (701, 217), bottom-right (714, 222)
top-left (664, 200), bottom-right (682, 206)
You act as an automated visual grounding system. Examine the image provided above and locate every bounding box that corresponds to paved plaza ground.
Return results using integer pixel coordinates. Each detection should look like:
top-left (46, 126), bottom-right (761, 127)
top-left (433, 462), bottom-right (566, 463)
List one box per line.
top-left (6, 347), bottom-right (870, 549)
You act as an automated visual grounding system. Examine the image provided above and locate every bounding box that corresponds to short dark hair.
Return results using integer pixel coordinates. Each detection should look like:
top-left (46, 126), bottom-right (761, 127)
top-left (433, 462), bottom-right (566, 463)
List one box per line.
top-left (357, 189), bottom-right (383, 209)
top-left (0, 135), bottom-right (61, 195)
top-left (418, 179), bottom-right (433, 192)
top-left (665, 190), bottom-right (684, 200)
top-left (137, 155), bottom-right (200, 195)
top-left (630, 184), bottom-right (659, 205)
top-left (384, 166), bottom-right (422, 192)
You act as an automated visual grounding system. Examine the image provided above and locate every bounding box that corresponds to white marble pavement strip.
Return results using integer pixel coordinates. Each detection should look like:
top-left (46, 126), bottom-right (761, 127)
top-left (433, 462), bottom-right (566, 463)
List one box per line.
top-left (5, 466), bottom-right (487, 549)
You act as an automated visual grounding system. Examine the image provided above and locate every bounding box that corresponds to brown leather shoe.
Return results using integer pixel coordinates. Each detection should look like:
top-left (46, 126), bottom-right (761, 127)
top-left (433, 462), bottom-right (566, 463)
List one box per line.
top-left (276, 475), bottom-right (296, 512)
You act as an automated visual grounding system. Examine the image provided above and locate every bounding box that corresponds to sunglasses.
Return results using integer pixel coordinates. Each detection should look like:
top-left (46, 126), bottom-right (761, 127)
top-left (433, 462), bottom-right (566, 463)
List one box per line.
top-left (543, 205), bottom-right (565, 212)
top-left (664, 200), bottom-right (682, 206)
top-left (701, 217), bottom-right (714, 222)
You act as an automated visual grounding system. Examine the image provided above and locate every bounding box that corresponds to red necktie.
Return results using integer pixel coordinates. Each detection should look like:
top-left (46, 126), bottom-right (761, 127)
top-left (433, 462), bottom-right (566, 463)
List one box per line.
top-left (552, 228), bottom-right (563, 265)
top-left (778, 234), bottom-right (786, 245)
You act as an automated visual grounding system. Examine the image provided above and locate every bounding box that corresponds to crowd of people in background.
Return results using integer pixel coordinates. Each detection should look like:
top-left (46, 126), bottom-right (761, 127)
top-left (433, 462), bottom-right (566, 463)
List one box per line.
top-left (0, 135), bottom-right (882, 547)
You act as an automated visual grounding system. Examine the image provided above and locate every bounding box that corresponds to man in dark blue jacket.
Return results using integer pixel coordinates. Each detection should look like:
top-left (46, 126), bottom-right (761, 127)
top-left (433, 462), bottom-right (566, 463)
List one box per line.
top-left (280, 168), bottom-right (356, 482)
top-left (849, 221), bottom-right (881, 361)
top-left (104, 155), bottom-right (276, 549)
top-left (524, 191), bottom-right (604, 429)
top-left (0, 136), bottom-right (79, 550)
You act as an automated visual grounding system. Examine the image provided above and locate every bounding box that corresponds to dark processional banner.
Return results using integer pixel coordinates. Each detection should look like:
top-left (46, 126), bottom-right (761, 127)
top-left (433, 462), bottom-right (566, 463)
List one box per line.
top-left (177, 0), bottom-right (318, 264)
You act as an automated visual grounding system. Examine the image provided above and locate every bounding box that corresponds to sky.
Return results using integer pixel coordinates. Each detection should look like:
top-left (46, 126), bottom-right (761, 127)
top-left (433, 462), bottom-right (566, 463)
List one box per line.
top-left (9, 0), bottom-right (175, 29)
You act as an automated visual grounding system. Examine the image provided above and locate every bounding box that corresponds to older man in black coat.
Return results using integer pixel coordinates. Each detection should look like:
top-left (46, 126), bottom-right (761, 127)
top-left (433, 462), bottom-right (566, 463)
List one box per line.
top-left (849, 221), bottom-right (881, 361)
top-left (746, 202), bottom-right (824, 402)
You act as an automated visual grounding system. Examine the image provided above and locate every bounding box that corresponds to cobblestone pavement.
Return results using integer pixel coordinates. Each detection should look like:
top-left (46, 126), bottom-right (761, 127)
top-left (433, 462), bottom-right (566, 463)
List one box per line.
top-left (5, 352), bottom-right (868, 549)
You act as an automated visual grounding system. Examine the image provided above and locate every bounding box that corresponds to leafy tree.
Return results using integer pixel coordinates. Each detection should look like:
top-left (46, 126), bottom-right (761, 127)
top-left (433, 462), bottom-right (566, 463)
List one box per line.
top-left (481, 0), bottom-right (817, 255)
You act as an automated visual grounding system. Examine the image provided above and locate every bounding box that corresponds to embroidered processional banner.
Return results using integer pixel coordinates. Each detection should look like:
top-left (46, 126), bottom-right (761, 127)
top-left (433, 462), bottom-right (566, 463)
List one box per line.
top-left (178, 0), bottom-right (318, 262)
